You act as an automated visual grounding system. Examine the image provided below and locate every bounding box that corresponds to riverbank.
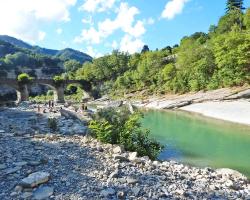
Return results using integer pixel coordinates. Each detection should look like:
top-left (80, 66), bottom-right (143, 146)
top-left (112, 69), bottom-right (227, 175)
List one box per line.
top-left (180, 100), bottom-right (250, 125)
top-left (131, 87), bottom-right (250, 126)
top-left (0, 105), bottom-right (249, 199)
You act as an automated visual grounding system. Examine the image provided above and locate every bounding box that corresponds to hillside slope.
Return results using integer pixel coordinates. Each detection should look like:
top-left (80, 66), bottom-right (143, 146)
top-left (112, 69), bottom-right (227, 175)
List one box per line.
top-left (0, 35), bottom-right (92, 63)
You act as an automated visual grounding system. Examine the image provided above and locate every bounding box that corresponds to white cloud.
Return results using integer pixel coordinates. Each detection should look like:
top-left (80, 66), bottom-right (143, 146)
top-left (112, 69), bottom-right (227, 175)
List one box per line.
top-left (56, 28), bottom-right (63, 35)
top-left (119, 35), bottom-right (144, 54)
top-left (161, 0), bottom-right (189, 20)
top-left (111, 41), bottom-right (118, 49)
top-left (0, 0), bottom-right (76, 43)
top-left (146, 17), bottom-right (155, 25)
top-left (79, 0), bottom-right (116, 13)
top-left (38, 31), bottom-right (46, 41)
top-left (82, 16), bottom-right (94, 25)
top-left (74, 2), bottom-right (146, 44)
top-left (85, 46), bottom-right (103, 58)
top-left (74, 27), bottom-right (102, 44)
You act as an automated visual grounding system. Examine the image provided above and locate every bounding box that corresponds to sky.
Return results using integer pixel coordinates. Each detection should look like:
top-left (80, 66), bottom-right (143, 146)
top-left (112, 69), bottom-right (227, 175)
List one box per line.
top-left (0, 0), bottom-right (249, 57)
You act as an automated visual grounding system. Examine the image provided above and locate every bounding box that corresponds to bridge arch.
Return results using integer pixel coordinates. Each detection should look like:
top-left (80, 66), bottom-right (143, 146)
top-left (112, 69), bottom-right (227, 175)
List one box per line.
top-left (0, 78), bottom-right (92, 104)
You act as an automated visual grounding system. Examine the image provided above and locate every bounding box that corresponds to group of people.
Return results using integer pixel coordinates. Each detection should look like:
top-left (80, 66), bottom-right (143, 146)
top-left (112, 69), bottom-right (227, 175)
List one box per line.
top-left (37, 100), bottom-right (56, 113)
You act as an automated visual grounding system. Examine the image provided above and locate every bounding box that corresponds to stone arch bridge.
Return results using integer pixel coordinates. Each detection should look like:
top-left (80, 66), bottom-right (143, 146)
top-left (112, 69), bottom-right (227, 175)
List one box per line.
top-left (0, 78), bottom-right (92, 103)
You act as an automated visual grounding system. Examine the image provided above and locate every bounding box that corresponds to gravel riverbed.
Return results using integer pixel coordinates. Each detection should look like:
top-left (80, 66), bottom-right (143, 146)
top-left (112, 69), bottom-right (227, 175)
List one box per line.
top-left (0, 104), bottom-right (249, 200)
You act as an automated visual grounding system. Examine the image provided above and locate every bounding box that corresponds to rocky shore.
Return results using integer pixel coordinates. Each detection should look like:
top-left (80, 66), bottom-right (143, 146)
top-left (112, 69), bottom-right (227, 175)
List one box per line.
top-left (0, 104), bottom-right (250, 199)
top-left (130, 88), bottom-right (250, 126)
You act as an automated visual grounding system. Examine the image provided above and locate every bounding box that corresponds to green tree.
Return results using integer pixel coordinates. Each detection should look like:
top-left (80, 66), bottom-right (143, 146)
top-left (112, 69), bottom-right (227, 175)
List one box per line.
top-left (64, 60), bottom-right (82, 72)
top-left (211, 32), bottom-right (250, 87)
top-left (141, 45), bottom-right (150, 53)
top-left (226, 0), bottom-right (245, 12)
top-left (217, 9), bottom-right (244, 33)
top-left (17, 73), bottom-right (33, 85)
top-left (244, 8), bottom-right (250, 29)
top-left (53, 75), bottom-right (65, 86)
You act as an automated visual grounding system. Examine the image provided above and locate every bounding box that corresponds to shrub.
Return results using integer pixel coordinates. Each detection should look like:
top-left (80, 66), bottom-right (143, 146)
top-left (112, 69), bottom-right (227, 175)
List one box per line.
top-left (47, 90), bottom-right (54, 96)
top-left (89, 107), bottom-right (163, 159)
top-left (65, 84), bottom-right (78, 95)
top-left (17, 73), bottom-right (33, 84)
top-left (48, 118), bottom-right (58, 132)
top-left (53, 75), bottom-right (65, 87)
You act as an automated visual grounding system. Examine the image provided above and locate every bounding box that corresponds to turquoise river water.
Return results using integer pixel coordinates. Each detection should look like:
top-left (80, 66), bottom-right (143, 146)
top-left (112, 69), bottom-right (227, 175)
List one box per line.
top-left (142, 110), bottom-right (250, 177)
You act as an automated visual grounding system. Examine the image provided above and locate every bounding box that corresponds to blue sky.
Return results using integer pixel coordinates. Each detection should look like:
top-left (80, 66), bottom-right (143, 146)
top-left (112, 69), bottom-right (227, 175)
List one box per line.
top-left (0, 0), bottom-right (249, 57)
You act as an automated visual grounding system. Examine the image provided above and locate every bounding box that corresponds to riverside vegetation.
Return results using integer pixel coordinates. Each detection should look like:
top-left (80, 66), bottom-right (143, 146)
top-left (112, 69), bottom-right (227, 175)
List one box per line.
top-left (65, 1), bottom-right (250, 98)
top-left (89, 107), bottom-right (163, 160)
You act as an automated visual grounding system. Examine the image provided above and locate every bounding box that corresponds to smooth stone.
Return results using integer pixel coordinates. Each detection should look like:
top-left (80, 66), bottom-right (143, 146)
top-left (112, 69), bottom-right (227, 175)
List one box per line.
top-left (14, 185), bottom-right (23, 192)
top-left (33, 186), bottom-right (54, 200)
top-left (126, 177), bottom-right (138, 184)
top-left (0, 130), bottom-right (5, 133)
top-left (117, 191), bottom-right (125, 199)
top-left (28, 161), bottom-right (41, 166)
top-left (20, 171), bottom-right (50, 188)
top-left (100, 188), bottom-right (116, 197)
top-left (14, 161), bottom-right (28, 167)
top-left (108, 169), bottom-right (119, 179)
top-left (4, 167), bottom-right (21, 175)
top-left (113, 146), bottom-right (124, 154)
top-left (10, 192), bottom-right (17, 197)
top-left (0, 164), bottom-right (7, 170)
top-left (21, 192), bottom-right (32, 199)
top-left (131, 187), bottom-right (140, 196)
top-left (216, 168), bottom-right (246, 179)
top-left (128, 152), bottom-right (137, 161)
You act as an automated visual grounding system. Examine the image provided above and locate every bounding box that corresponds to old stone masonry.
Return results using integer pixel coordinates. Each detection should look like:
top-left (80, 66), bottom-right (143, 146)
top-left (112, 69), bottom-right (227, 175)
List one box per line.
top-left (0, 104), bottom-right (249, 200)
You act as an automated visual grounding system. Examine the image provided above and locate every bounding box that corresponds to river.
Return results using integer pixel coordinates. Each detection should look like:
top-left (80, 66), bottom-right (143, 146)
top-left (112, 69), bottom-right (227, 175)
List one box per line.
top-left (142, 110), bottom-right (250, 177)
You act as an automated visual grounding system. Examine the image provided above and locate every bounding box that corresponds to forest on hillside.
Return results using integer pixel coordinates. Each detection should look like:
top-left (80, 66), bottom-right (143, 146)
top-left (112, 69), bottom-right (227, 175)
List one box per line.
top-left (64, 0), bottom-right (250, 98)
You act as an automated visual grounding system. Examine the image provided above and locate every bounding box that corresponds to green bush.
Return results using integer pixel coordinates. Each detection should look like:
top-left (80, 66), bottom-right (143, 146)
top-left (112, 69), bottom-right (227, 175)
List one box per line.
top-left (17, 73), bottom-right (33, 84)
top-left (89, 107), bottom-right (163, 159)
top-left (48, 118), bottom-right (58, 132)
top-left (47, 90), bottom-right (54, 96)
top-left (53, 75), bottom-right (65, 86)
top-left (65, 84), bottom-right (78, 95)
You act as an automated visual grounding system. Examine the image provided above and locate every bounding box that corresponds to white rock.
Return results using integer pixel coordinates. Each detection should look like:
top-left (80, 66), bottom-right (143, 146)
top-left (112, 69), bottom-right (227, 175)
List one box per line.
top-left (33, 186), bottom-right (54, 200)
top-left (4, 167), bottom-right (22, 175)
top-left (128, 152), bottom-right (137, 161)
top-left (0, 130), bottom-right (5, 133)
top-left (131, 187), bottom-right (140, 196)
top-left (20, 171), bottom-right (50, 188)
top-left (216, 168), bottom-right (246, 180)
top-left (0, 164), bottom-right (6, 170)
top-left (126, 177), bottom-right (138, 184)
top-left (100, 188), bottom-right (116, 197)
top-left (113, 146), bottom-right (124, 154)
top-left (14, 161), bottom-right (28, 167)
top-left (21, 192), bottom-right (32, 199)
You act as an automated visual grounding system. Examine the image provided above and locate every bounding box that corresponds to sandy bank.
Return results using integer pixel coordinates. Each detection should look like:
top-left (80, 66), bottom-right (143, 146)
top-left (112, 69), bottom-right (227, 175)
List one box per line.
top-left (180, 100), bottom-right (250, 126)
top-left (131, 88), bottom-right (250, 125)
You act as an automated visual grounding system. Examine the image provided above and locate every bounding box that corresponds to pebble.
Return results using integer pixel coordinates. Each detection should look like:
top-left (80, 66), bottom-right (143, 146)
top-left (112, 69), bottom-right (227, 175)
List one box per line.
top-left (100, 188), bottom-right (116, 197)
top-left (0, 164), bottom-right (7, 170)
top-left (33, 186), bottom-right (54, 200)
top-left (4, 167), bottom-right (21, 175)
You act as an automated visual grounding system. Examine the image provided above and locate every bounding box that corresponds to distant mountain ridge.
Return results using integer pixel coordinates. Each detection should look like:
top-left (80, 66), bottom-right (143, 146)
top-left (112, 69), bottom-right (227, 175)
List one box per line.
top-left (0, 35), bottom-right (92, 63)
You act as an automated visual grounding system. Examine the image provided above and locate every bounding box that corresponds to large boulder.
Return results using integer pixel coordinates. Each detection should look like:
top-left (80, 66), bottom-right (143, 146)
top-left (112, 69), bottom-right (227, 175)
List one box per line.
top-left (19, 171), bottom-right (50, 188)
